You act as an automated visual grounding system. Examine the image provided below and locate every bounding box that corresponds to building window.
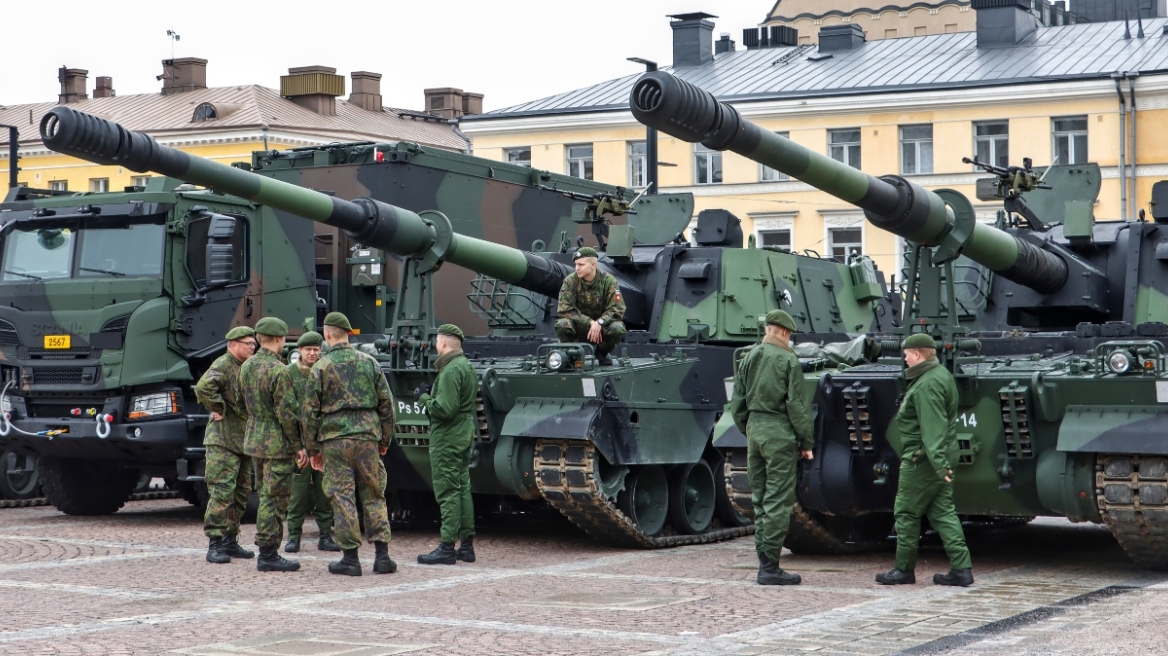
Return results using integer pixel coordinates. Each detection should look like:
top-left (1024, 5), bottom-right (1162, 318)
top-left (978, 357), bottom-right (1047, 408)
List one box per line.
top-left (628, 141), bottom-right (648, 188)
top-left (132, 176), bottom-right (151, 188)
top-left (974, 121), bottom-right (1009, 169)
top-left (1053, 116), bottom-right (1088, 165)
top-left (694, 143), bottom-right (722, 185)
top-left (758, 229), bottom-right (791, 249)
top-left (505, 147), bottom-right (531, 167)
top-left (566, 144), bottom-right (593, 180)
top-left (901, 125), bottom-right (933, 175)
top-left (49, 180), bottom-right (67, 192)
top-left (89, 178), bottom-right (109, 193)
top-left (828, 227), bottom-right (863, 261)
top-left (829, 129), bottom-right (861, 170)
top-left (192, 103), bottom-right (218, 122)
top-left (760, 132), bottom-right (790, 182)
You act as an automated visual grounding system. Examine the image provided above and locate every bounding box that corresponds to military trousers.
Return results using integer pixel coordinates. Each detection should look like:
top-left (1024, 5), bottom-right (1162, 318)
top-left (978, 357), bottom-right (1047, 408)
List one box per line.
top-left (893, 460), bottom-right (972, 571)
top-left (322, 437), bottom-right (391, 550)
top-left (554, 318), bottom-right (626, 354)
top-left (746, 415), bottom-right (799, 564)
top-left (287, 468), bottom-right (334, 538)
top-left (430, 431), bottom-right (475, 544)
top-left (203, 445), bottom-right (252, 539)
top-left (253, 457), bottom-right (295, 549)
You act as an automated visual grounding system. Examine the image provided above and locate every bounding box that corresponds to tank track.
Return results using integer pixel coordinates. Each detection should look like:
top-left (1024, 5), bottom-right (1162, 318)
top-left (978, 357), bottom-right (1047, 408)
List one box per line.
top-left (1096, 454), bottom-right (1168, 567)
top-left (535, 439), bottom-right (753, 548)
top-left (0, 490), bottom-right (180, 510)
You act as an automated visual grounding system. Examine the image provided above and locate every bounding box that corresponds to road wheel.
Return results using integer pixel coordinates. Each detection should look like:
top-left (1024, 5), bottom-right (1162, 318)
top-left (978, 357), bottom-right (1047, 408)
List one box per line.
top-left (668, 460), bottom-right (716, 534)
top-left (617, 465), bottom-right (669, 537)
top-left (0, 450), bottom-right (41, 500)
top-left (40, 458), bottom-right (138, 515)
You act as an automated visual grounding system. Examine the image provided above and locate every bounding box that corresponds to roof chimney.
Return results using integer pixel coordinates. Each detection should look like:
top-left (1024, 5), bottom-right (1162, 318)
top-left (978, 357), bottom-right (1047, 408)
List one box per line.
top-left (972, 0), bottom-right (1041, 47)
top-left (349, 71), bottom-right (382, 112)
top-left (57, 67), bottom-right (88, 104)
top-left (669, 12), bottom-right (716, 68)
top-left (281, 66), bottom-right (345, 116)
top-left (423, 88), bottom-right (483, 119)
top-left (462, 92), bottom-right (484, 117)
top-left (93, 76), bottom-right (115, 99)
top-left (160, 58), bottom-right (208, 96)
top-left (818, 24), bottom-right (866, 52)
top-left (715, 32), bottom-right (736, 54)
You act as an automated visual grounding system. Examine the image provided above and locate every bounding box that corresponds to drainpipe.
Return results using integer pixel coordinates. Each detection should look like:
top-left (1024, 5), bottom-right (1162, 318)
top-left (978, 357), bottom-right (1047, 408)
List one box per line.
top-left (449, 119), bottom-right (472, 155)
top-left (0, 124), bottom-right (18, 189)
top-left (1114, 73), bottom-right (1128, 221)
top-left (1129, 74), bottom-right (1139, 218)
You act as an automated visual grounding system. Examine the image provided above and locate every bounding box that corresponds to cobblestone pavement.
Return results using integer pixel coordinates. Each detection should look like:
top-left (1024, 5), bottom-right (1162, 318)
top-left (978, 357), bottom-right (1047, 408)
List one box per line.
top-left (0, 499), bottom-right (1165, 655)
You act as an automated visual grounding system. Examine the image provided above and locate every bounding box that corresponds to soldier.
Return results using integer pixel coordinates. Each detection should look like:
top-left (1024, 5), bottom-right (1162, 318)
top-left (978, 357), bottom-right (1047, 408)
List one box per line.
top-left (284, 330), bottom-right (339, 554)
top-left (729, 310), bottom-right (813, 586)
top-left (305, 312), bottom-right (397, 576)
top-left (555, 246), bottom-right (626, 366)
top-left (240, 317), bottom-right (304, 572)
top-left (876, 333), bottom-right (974, 587)
top-left (415, 324), bottom-right (478, 565)
top-left (194, 326), bottom-right (258, 564)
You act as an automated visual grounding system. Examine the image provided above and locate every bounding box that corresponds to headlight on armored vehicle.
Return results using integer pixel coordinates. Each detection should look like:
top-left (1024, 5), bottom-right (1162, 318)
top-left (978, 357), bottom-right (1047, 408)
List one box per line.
top-left (128, 391), bottom-right (179, 420)
top-left (1107, 350), bottom-right (1133, 375)
top-left (547, 350), bottom-right (566, 371)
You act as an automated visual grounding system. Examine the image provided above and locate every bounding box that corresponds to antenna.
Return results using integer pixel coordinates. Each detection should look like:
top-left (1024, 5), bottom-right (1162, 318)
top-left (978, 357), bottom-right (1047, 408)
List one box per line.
top-left (166, 29), bottom-right (181, 60)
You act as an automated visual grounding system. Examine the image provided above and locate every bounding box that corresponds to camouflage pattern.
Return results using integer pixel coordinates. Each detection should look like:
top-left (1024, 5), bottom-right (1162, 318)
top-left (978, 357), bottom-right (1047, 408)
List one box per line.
top-left (304, 343), bottom-right (395, 451)
top-left (201, 445), bottom-right (252, 539)
top-left (252, 456), bottom-right (295, 549)
top-left (322, 438), bottom-right (391, 550)
top-left (419, 350), bottom-right (477, 543)
top-left (555, 271), bottom-right (627, 352)
top-left (240, 348), bottom-right (303, 459)
top-left (194, 353), bottom-right (250, 453)
top-left (286, 361), bottom-right (333, 537)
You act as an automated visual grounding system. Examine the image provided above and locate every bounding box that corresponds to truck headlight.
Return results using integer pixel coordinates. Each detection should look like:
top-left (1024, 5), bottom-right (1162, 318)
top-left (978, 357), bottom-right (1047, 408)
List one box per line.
top-left (1108, 351), bottom-right (1133, 375)
top-left (547, 350), bottom-right (565, 371)
top-left (128, 391), bottom-right (179, 420)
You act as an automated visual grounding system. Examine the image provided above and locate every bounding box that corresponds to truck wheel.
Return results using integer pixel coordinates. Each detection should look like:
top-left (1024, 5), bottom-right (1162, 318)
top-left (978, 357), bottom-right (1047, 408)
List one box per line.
top-left (0, 450), bottom-right (42, 500)
top-left (174, 480), bottom-right (204, 507)
top-left (40, 458), bottom-right (138, 515)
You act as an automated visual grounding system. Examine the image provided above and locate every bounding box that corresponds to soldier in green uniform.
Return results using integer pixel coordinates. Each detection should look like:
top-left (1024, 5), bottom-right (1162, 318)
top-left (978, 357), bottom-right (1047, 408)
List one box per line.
top-left (240, 317), bottom-right (304, 572)
top-left (284, 330), bottom-right (339, 554)
top-left (305, 312), bottom-right (397, 576)
top-left (195, 326), bottom-right (258, 564)
top-left (876, 333), bottom-right (974, 587)
top-left (729, 310), bottom-right (814, 586)
top-left (415, 324), bottom-right (478, 565)
top-left (555, 246), bottom-right (626, 366)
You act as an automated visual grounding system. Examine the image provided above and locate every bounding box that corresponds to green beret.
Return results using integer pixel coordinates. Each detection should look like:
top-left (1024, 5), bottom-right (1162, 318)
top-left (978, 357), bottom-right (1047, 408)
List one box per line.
top-left (224, 326), bottom-right (255, 341)
top-left (572, 247), bottom-right (598, 261)
top-left (765, 309), bottom-right (797, 332)
top-left (903, 333), bottom-right (936, 350)
top-left (254, 317), bottom-right (288, 337)
top-left (437, 323), bottom-right (464, 341)
top-left (296, 331), bottom-right (323, 348)
top-left (322, 312), bottom-right (352, 331)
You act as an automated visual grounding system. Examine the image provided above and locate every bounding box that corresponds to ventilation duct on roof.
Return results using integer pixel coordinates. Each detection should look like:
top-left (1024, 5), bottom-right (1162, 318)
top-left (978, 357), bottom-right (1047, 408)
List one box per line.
top-left (972, 0), bottom-right (1042, 47)
top-left (743, 26), bottom-right (799, 50)
top-left (818, 24), bottom-right (866, 53)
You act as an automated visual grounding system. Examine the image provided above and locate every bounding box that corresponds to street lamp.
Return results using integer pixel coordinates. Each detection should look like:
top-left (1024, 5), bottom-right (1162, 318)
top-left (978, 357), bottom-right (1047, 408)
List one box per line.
top-left (627, 57), bottom-right (658, 195)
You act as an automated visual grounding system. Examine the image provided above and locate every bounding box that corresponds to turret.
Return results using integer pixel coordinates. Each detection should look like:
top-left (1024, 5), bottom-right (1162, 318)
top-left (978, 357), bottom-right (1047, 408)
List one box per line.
top-left (629, 72), bottom-right (1071, 294)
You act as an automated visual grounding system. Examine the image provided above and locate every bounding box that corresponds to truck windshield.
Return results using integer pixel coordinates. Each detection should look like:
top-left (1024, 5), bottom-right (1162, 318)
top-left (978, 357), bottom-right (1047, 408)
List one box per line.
top-left (1, 219), bottom-right (165, 282)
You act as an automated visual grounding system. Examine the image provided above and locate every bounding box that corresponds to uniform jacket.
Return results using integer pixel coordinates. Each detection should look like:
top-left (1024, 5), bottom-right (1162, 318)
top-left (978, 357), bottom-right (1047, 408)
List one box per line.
top-left (729, 336), bottom-right (814, 451)
top-left (304, 342), bottom-right (395, 451)
top-left (894, 358), bottom-right (959, 479)
top-left (419, 349), bottom-right (477, 444)
top-left (194, 352), bottom-right (248, 453)
top-left (240, 348), bottom-right (303, 459)
top-left (557, 271), bottom-right (626, 324)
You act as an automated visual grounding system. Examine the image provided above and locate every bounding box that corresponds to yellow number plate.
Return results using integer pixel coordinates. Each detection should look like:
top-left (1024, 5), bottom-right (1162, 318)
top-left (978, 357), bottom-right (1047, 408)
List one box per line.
top-left (44, 335), bottom-right (71, 349)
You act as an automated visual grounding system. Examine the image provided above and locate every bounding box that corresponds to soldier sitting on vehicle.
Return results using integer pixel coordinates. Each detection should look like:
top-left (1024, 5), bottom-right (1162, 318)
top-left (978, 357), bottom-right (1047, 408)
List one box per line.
top-left (554, 247), bottom-right (626, 366)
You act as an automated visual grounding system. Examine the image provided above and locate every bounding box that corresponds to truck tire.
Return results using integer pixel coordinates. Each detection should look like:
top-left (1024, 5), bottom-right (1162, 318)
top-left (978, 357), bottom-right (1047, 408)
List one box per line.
top-left (0, 450), bottom-right (41, 500)
top-left (40, 458), bottom-right (138, 515)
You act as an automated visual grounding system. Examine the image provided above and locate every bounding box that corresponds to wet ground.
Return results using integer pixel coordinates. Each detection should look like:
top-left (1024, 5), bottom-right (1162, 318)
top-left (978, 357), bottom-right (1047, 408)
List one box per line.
top-left (0, 499), bottom-right (1164, 655)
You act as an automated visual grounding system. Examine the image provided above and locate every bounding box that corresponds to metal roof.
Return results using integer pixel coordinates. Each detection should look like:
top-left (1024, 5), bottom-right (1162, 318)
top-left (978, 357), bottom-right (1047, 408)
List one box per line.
top-left (469, 19), bottom-right (1168, 119)
top-left (0, 85), bottom-right (466, 150)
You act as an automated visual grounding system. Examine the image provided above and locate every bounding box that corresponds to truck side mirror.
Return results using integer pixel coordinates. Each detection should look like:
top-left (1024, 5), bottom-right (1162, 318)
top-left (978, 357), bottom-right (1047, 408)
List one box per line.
top-left (204, 214), bottom-right (237, 288)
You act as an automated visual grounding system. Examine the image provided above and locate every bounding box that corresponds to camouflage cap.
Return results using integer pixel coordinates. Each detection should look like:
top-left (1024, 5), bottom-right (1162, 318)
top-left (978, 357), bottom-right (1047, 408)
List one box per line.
top-left (764, 309), bottom-right (797, 332)
top-left (322, 312), bottom-right (352, 331)
top-left (572, 246), bottom-right (599, 261)
top-left (224, 326), bottom-right (255, 341)
top-left (296, 331), bottom-right (323, 348)
top-left (903, 333), bottom-right (936, 350)
top-left (437, 323), bottom-right (464, 342)
top-left (254, 317), bottom-right (288, 337)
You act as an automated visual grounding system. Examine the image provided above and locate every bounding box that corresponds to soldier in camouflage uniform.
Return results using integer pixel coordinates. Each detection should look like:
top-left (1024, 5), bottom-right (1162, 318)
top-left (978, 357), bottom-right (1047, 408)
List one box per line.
top-left (284, 330), bottom-right (339, 554)
top-left (555, 246), bottom-right (626, 365)
top-left (416, 324), bottom-right (478, 565)
top-left (194, 325), bottom-right (257, 564)
top-left (730, 310), bottom-right (814, 586)
top-left (240, 317), bottom-right (304, 572)
top-left (305, 312), bottom-right (397, 576)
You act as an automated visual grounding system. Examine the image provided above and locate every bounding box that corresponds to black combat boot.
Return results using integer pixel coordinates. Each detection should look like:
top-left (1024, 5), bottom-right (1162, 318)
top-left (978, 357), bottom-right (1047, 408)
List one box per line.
top-left (206, 537), bottom-right (230, 564)
top-left (317, 532), bottom-right (340, 552)
top-left (596, 350), bottom-right (613, 366)
top-left (876, 568), bottom-right (916, 585)
top-left (933, 568), bottom-right (974, 587)
top-left (373, 541), bottom-right (397, 574)
top-left (328, 548), bottom-right (362, 576)
top-left (221, 534), bottom-right (254, 559)
top-left (257, 547), bottom-right (300, 572)
top-left (284, 536), bottom-right (301, 553)
top-left (456, 535), bottom-right (476, 563)
top-left (757, 552), bottom-right (801, 586)
top-left (417, 542), bottom-right (457, 565)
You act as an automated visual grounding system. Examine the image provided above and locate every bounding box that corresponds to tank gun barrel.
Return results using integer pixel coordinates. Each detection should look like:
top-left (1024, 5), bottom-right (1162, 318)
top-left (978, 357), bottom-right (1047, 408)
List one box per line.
top-left (629, 72), bottom-right (1067, 294)
top-left (39, 107), bottom-right (570, 298)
